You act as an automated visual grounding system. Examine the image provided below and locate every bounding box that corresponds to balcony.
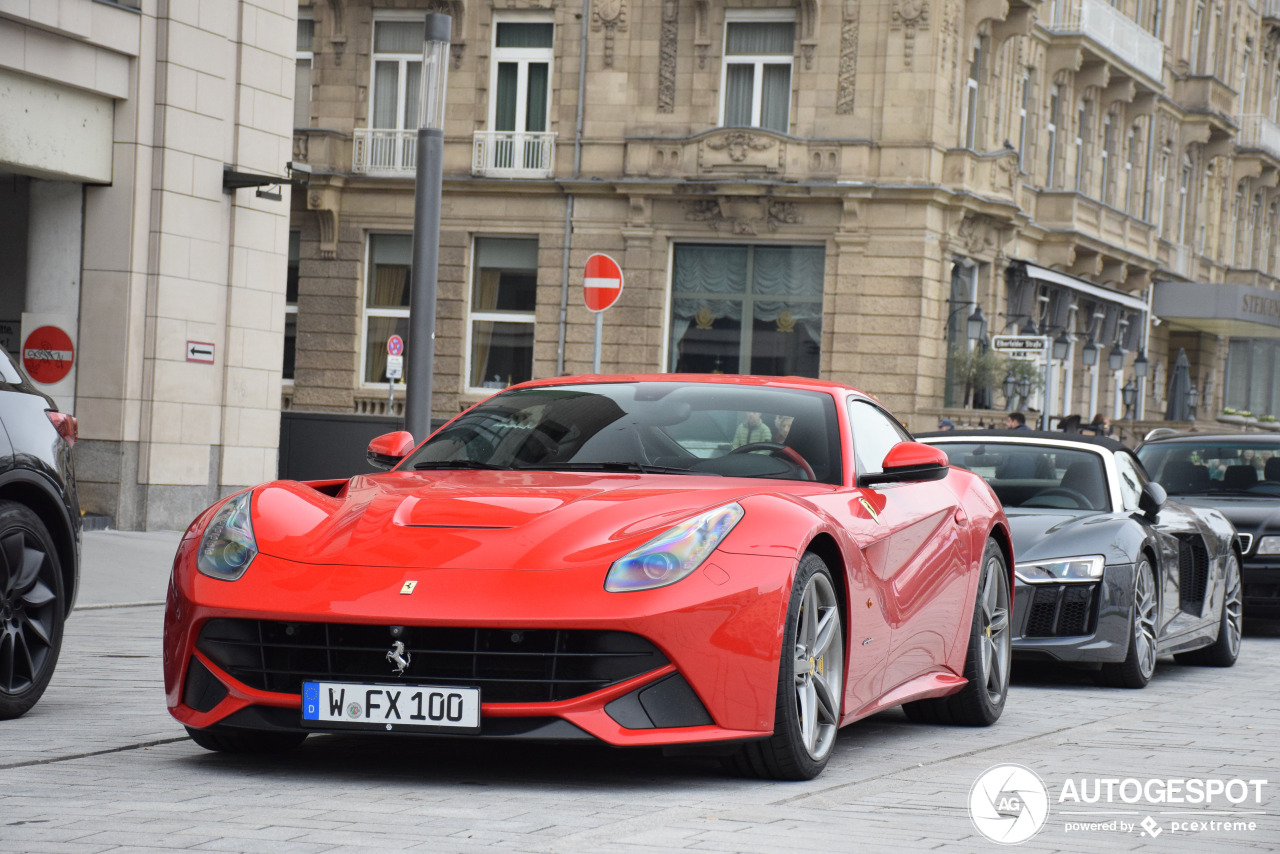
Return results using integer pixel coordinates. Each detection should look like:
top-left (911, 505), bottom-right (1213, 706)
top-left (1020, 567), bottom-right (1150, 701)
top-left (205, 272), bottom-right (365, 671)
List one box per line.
top-left (1042, 0), bottom-right (1163, 83)
top-left (1238, 114), bottom-right (1280, 163)
top-left (471, 132), bottom-right (556, 179)
top-left (353, 129), bottom-right (416, 175)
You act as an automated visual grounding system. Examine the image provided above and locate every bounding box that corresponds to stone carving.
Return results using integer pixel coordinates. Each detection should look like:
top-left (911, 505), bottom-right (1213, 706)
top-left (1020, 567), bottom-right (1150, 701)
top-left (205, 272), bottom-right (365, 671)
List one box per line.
top-left (891, 0), bottom-right (929, 68)
top-left (766, 200), bottom-right (803, 231)
top-left (683, 196), bottom-right (802, 235)
top-left (659, 0), bottom-right (678, 112)
top-left (955, 212), bottom-right (1003, 256)
top-left (684, 199), bottom-right (727, 230)
top-left (593, 0), bottom-right (627, 68)
top-left (837, 1), bottom-right (859, 114)
top-left (706, 132), bottom-right (775, 162)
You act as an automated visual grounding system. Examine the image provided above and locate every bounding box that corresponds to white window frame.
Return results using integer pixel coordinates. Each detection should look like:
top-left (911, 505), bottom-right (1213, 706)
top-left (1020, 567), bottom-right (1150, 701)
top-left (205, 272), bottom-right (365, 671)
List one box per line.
top-left (1075, 99), bottom-right (1092, 193)
top-left (295, 8), bottom-right (314, 130)
top-left (464, 235), bottom-right (540, 396)
top-left (963, 36), bottom-right (986, 150)
top-left (487, 11), bottom-right (556, 135)
top-left (719, 9), bottom-right (796, 133)
top-left (1178, 156), bottom-right (1193, 246)
top-left (1100, 111), bottom-right (1114, 204)
top-left (360, 232), bottom-right (412, 390)
top-left (1018, 68), bottom-right (1031, 170)
top-left (1046, 84), bottom-right (1062, 186)
top-left (369, 12), bottom-right (426, 132)
top-left (1190, 2), bottom-right (1205, 74)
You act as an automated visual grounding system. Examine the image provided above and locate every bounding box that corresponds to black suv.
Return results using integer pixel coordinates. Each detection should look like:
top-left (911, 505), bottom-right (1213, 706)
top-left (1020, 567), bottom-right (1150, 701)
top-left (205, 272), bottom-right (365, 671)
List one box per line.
top-left (0, 349), bottom-right (80, 718)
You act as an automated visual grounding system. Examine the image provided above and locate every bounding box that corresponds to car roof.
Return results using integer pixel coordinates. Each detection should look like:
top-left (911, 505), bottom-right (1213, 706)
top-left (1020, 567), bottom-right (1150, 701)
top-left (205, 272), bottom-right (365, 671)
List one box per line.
top-left (505, 373), bottom-right (875, 399)
top-left (1138, 431), bottom-right (1280, 445)
top-left (916, 428), bottom-right (1130, 454)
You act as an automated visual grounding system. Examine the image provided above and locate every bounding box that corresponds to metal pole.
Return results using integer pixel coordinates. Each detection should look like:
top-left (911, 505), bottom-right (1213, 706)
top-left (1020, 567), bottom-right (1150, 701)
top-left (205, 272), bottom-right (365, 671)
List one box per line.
top-left (404, 13), bottom-right (451, 441)
top-left (593, 312), bottom-right (603, 373)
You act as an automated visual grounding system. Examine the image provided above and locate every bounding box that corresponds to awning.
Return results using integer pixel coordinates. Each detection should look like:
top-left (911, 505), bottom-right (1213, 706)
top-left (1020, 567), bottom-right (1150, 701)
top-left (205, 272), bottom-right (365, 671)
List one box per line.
top-left (1152, 281), bottom-right (1280, 339)
top-left (1019, 262), bottom-right (1149, 313)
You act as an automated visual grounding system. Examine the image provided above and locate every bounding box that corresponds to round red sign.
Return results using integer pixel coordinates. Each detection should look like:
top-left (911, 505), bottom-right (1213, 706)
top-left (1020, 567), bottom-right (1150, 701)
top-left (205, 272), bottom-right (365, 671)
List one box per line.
top-left (387, 334), bottom-right (404, 356)
top-left (584, 253), bottom-right (624, 313)
top-left (22, 325), bottom-right (75, 385)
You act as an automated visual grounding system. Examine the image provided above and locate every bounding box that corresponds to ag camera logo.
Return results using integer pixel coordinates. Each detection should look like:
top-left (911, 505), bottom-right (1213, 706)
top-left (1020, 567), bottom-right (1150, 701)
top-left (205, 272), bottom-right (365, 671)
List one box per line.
top-left (969, 764), bottom-right (1051, 844)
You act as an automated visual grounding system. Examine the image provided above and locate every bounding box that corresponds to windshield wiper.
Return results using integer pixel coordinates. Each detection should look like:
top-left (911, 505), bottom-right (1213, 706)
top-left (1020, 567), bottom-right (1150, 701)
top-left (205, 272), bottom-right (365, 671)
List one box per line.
top-left (521, 461), bottom-right (709, 475)
top-left (412, 460), bottom-right (508, 470)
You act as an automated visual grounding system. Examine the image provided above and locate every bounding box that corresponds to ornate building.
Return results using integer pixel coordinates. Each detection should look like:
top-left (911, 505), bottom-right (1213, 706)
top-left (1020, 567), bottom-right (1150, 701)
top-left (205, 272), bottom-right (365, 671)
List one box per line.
top-left (287, 0), bottom-right (1280, 434)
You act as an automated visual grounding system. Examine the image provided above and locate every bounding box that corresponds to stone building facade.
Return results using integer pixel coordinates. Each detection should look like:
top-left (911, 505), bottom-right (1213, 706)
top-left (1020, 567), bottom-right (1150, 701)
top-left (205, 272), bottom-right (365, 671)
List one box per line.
top-left (1, 1), bottom-right (297, 529)
top-left (288, 0), bottom-right (1280, 434)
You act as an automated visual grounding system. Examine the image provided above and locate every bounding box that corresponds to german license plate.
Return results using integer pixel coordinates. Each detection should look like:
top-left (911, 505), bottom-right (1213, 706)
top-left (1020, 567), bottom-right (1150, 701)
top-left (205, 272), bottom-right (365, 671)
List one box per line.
top-left (302, 681), bottom-right (481, 733)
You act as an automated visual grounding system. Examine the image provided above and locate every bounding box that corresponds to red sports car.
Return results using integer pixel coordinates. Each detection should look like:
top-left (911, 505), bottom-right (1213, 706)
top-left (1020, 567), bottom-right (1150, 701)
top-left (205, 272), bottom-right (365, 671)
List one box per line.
top-left (164, 375), bottom-right (1012, 779)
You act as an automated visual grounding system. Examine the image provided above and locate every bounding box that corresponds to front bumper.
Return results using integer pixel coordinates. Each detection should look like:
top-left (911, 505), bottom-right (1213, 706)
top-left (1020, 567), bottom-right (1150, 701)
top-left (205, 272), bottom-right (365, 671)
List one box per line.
top-left (163, 537), bottom-right (797, 747)
top-left (1241, 557), bottom-right (1280, 616)
top-left (1011, 564), bottom-right (1134, 664)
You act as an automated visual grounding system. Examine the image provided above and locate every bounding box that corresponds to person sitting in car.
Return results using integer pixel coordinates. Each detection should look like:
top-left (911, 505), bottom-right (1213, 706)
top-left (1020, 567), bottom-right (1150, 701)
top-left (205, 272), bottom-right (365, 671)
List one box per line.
top-left (732, 411), bottom-right (773, 448)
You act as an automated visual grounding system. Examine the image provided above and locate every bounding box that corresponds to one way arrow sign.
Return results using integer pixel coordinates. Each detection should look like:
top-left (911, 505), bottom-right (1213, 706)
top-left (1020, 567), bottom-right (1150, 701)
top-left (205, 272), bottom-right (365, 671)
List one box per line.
top-left (186, 341), bottom-right (215, 364)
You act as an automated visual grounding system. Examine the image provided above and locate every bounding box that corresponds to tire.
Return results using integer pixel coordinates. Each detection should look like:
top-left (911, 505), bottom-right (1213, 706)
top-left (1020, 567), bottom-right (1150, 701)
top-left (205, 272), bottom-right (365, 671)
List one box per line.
top-left (185, 725), bottom-right (308, 754)
top-left (724, 552), bottom-right (844, 780)
top-left (903, 538), bottom-right (1010, 726)
top-left (1174, 552), bottom-right (1242, 668)
top-left (1096, 557), bottom-right (1158, 689)
top-left (0, 501), bottom-right (66, 720)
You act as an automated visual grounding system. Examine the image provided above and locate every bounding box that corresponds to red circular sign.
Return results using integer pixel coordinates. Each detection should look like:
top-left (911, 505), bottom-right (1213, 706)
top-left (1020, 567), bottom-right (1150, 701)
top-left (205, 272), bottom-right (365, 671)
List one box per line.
top-left (584, 253), bottom-right (624, 313)
top-left (22, 325), bottom-right (75, 385)
top-left (387, 334), bottom-right (404, 356)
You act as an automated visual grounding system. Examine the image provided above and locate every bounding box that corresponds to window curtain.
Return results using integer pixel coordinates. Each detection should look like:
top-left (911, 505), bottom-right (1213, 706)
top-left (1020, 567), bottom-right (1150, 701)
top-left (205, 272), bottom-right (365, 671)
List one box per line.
top-left (760, 64), bottom-right (791, 133)
top-left (525, 64), bottom-right (549, 132)
top-left (495, 64), bottom-right (518, 132)
top-left (373, 62), bottom-right (398, 129)
top-left (405, 63), bottom-right (421, 129)
top-left (496, 22), bottom-right (554, 48)
top-left (726, 22), bottom-right (794, 54)
top-left (297, 18), bottom-right (315, 51)
top-left (471, 270), bottom-right (502, 380)
top-left (751, 246), bottom-right (823, 345)
top-left (723, 65), bottom-right (754, 126)
top-left (374, 21), bottom-right (424, 52)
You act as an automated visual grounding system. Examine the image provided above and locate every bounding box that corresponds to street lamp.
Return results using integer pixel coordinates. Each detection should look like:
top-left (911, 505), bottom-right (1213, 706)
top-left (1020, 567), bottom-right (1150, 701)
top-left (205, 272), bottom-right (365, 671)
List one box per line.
top-left (967, 306), bottom-right (986, 341)
top-left (1133, 350), bottom-right (1150, 379)
top-left (1122, 379), bottom-right (1138, 441)
top-left (1003, 373), bottom-right (1018, 409)
top-left (1020, 318), bottom-right (1038, 336)
top-left (1052, 331), bottom-right (1071, 361)
top-left (1017, 375), bottom-right (1032, 403)
top-left (1188, 385), bottom-right (1200, 421)
top-left (403, 12), bottom-right (452, 441)
top-left (1081, 336), bottom-right (1098, 367)
top-left (1108, 344), bottom-right (1126, 373)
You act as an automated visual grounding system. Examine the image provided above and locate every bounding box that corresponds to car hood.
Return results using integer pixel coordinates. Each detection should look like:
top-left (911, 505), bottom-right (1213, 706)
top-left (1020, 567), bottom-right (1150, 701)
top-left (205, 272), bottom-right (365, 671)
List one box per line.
top-left (248, 470), bottom-right (829, 569)
top-left (1005, 510), bottom-right (1138, 566)
top-left (1165, 495), bottom-right (1280, 535)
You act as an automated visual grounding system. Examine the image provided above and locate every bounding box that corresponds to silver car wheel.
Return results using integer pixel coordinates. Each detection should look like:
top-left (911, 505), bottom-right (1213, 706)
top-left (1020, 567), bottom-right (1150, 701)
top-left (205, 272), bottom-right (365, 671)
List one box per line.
top-left (1133, 559), bottom-right (1158, 680)
top-left (1223, 555), bottom-right (1243, 658)
top-left (978, 553), bottom-right (1011, 704)
top-left (792, 571), bottom-right (843, 761)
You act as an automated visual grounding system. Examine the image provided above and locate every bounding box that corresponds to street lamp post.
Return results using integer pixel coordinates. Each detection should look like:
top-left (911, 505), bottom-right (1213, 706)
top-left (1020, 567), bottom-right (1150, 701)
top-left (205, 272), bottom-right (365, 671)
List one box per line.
top-left (1122, 380), bottom-right (1137, 444)
top-left (403, 12), bottom-right (452, 441)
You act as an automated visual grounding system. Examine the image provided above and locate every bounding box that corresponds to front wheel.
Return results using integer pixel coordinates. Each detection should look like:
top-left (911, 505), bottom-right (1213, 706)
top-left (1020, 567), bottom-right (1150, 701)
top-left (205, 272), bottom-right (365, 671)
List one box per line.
top-left (1174, 553), bottom-right (1242, 667)
top-left (725, 553), bottom-right (844, 780)
top-left (904, 538), bottom-right (1011, 726)
top-left (0, 502), bottom-right (66, 720)
top-left (1096, 557), bottom-right (1158, 688)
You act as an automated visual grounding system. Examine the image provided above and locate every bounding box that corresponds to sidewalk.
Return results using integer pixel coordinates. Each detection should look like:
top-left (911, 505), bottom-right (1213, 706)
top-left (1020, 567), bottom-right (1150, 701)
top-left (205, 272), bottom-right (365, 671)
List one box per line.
top-left (75, 529), bottom-right (184, 609)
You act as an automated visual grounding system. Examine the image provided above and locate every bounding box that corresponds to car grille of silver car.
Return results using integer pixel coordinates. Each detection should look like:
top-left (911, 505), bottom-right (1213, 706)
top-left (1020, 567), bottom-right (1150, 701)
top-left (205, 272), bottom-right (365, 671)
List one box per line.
top-left (196, 619), bottom-right (669, 703)
top-left (1176, 535), bottom-right (1211, 615)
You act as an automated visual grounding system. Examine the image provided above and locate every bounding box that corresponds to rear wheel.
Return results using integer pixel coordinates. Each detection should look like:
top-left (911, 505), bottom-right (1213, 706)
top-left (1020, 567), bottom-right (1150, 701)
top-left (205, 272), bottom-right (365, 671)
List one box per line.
top-left (1174, 553), bottom-right (1242, 668)
top-left (0, 502), bottom-right (66, 720)
top-left (904, 538), bottom-right (1010, 726)
top-left (1096, 557), bottom-right (1157, 689)
top-left (725, 553), bottom-right (844, 780)
top-left (185, 726), bottom-right (308, 754)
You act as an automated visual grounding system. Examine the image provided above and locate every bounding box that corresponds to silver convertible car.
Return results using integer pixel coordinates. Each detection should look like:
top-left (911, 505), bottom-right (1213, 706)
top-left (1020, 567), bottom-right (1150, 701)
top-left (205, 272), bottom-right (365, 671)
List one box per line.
top-left (919, 431), bottom-right (1240, 688)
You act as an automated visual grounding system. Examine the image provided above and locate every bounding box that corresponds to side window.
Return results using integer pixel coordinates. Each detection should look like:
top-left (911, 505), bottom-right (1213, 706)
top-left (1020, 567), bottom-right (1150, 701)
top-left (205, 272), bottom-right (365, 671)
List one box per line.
top-left (848, 399), bottom-right (910, 477)
top-left (1115, 452), bottom-right (1147, 511)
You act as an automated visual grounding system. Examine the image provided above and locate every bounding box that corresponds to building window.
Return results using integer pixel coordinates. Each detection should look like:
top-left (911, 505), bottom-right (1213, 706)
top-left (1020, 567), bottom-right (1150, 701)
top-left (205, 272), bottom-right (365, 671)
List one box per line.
top-left (1075, 99), bottom-right (1093, 193)
top-left (1189, 2), bottom-right (1205, 74)
top-left (372, 18), bottom-right (424, 132)
top-left (1227, 339), bottom-right (1280, 415)
top-left (1155, 147), bottom-right (1169, 235)
top-left (362, 233), bottom-right (411, 386)
top-left (1177, 156), bottom-right (1193, 246)
top-left (467, 237), bottom-right (538, 391)
top-left (944, 261), bottom-right (979, 408)
top-left (1046, 83), bottom-right (1062, 186)
top-left (284, 230), bottom-right (300, 381)
top-left (489, 15), bottom-right (555, 171)
top-left (964, 37), bottom-right (987, 149)
top-left (721, 12), bottom-right (795, 134)
top-left (1100, 112), bottom-right (1114, 205)
top-left (1018, 68), bottom-right (1032, 170)
top-left (669, 244), bottom-right (823, 377)
top-left (295, 9), bottom-right (314, 129)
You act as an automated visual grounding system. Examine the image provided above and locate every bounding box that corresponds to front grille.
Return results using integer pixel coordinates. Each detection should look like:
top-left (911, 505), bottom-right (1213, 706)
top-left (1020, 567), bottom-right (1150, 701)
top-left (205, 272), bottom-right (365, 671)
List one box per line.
top-left (1022, 583), bottom-right (1098, 637)
top-left (196, 619), bottom-right (668, 703)
top-left (1177, 535), bottom-right (1210, 614)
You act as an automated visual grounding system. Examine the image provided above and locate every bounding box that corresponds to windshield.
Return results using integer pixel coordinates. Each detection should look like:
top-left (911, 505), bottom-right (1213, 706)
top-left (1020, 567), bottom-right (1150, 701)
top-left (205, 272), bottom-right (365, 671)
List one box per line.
top-left (1137, 441), bottom-right (1280, 496)
top-left (932, 442), bottom-right (1111, 511)
top-left (404, 382), bottom-right (843, 484)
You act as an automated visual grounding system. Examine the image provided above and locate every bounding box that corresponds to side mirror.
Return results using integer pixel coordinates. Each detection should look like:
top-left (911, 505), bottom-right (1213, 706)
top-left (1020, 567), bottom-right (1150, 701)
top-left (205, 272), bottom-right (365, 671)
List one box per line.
top-left (860, 441), bottom-right (950, 486)
top-left (367, 431), bottom-right (417, 471)
top-left (1139, 481), bottom-right (1167, 519)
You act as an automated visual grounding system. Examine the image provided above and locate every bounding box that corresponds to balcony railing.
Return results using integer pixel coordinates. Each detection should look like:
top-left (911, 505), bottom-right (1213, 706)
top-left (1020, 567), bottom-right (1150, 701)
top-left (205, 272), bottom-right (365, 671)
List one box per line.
top-left (1043, 0), bottom-right (1163, 83)
top-left (1238, 114), bottom-right (1280, 162)
top-left (472, 132), bottom-right (556, 178)
top-left (353, 129), bottom-right (416, 174)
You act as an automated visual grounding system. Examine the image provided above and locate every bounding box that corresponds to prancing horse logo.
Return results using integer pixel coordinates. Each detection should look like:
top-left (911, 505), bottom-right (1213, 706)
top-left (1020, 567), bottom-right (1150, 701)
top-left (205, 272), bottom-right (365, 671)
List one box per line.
top-left (386, 640), bottom-right (411, 675)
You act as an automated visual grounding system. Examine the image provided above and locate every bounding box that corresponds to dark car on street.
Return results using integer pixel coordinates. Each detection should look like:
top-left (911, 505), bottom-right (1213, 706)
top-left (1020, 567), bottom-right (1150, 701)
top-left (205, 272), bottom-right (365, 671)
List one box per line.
top-left (1137, 433), bottom-right (1280, 619)
top-left (0, 349), bottom-right (80, 718)
top-left (920, 431), bottom-right (1240, 688)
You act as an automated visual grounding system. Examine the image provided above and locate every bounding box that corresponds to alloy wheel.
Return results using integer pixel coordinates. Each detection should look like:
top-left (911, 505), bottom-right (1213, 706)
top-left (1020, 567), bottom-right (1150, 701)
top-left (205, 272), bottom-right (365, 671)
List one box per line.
top-left (1223, 556), bottom-right (1243, 658)
top-left (1133, 560), bottom-right (1158, 680)
top-left (791, 571), bottom-right (843, 760)
top-left (0, 527), bottom-right (59, 696)
top-left (978, 553), bottom-right (1011, 704)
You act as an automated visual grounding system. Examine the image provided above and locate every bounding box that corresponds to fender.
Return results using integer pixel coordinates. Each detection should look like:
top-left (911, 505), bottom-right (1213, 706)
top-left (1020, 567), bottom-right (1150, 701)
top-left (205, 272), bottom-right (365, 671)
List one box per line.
top-left (0, 467), bottom-right (81, 612)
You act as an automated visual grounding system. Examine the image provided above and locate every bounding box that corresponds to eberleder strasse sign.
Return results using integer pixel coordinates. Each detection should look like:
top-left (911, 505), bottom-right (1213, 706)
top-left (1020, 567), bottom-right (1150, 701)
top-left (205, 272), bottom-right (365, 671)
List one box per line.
top-left (991, 335), bottom-right (1048, 360)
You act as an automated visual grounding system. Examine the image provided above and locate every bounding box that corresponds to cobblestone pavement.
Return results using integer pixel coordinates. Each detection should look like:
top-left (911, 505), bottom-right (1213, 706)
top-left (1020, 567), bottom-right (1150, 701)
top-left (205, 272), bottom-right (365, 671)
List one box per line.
top-left (2, 532), bottom-right (1278, 853)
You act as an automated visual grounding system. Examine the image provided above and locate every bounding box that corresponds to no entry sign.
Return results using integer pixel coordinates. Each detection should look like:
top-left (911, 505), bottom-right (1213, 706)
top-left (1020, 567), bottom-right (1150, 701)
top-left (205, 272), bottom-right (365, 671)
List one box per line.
top-left (584, 254), bottom-right (623, 313)
top-left (22, 325), bottom-right (75, 385)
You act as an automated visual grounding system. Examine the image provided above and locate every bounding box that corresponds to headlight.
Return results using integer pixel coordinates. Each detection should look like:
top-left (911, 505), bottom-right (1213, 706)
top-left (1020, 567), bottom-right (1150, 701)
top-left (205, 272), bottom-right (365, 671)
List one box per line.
top-left (605, 503), bottom-right (745, 592)
top-left (196, 491), bottom-right (258, 581)
top-left (1256, 536), bottom-right (1280, 555)
top-left (1014, 554), bottom-right (1105, 584)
